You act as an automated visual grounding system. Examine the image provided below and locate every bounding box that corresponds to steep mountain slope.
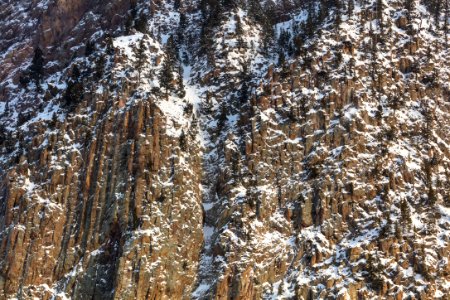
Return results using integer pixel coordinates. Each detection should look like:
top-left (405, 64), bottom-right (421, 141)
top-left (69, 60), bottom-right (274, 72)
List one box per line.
top-left (0, 0), bottom-right (449, 299)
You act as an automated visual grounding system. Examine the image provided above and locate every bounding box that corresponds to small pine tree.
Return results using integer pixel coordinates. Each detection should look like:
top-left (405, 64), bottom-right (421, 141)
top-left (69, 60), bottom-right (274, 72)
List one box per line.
top-left (3, 101), bottom-right (10, 116)
top-left (178, 13), bottom-right (187, 43)
top-left (105, 35), bottom-right (115, 55)
top-left (223, 0), bottom-right (237, 10)
top-left (133, 37), bottom-right (148, 84)
top-left (261, 22), bottom-right (274, 54)
top-left (404, 0), bottom-right (414, 17)
top-left (0, 124), bottom-right (6, 145)
top-left (278, 50), bottom-right (286, 67)
top-left (202, 92), bottom-right (213, 114)
top-left (237, 36), bottom-right (245, 49)
top-left (278, 281), bottom-right (284, 296)
top-left (64, 65), bottom-right (84, 109)
top-left (248, 0), bottom-right (265, 23)
top-left (179, 130), bottom-right (187, 151)
top-left (85, 40), bottom-right (95, 56)
top-left (305, 3), bottom-right (316, 37)
top-left (125, 14), bottom-right (133, 35)
top-left (335, 2), bottom-right (342, 27)
top-left (158, 192), bottom-right (166, 202)
top-left (177, 65), bottom-right (186, 98)
top-left (278, 29), bottom-right (291, 52)
top-left (49, 112), bottom-right (58, 128)
top-left (380, 212), bottom-right (392, 238)
top-left (189, 115), bottom-right (199, 138)
top-left (240, 81), bottom-right (249, 104)
top-left (348, 0), bottom-right (354, 17)
top-left (428, 186), bottom-right (437, 205)
top-left (217, 101), bottom-right (228, 130)
top-left (135, 14), bottom-right (148, 33)
top-left (293, 35), bottom-right (304, 56)
top-left (318, 0), bottom-right (328, 23)
top-left (235, 15), bottom-right (244, 36)
top-left (159, 57), bottom-right (174, 99)
top-left (375, 104), bottom-right (383, 122)
top-left (366, 253), bottom-right (384, 291)
top-left (165, 35), bottom-right (178, 65)
top-left (3, 130), bottom-right (14, 152)
top-left (389, 95), bottom-right (402, 112)
top-left (433, 0), bottom-right (442, 26)
top-left (95, 54), bottom-right (106, 80)
top-left (377, 0), bottom-right (384, 30)
top-left (174, 0), bottom-right (181, 10)
top-left (30, 47), bottom-right (44, 91)
top-left (421, 103), bottom-right (433, 143)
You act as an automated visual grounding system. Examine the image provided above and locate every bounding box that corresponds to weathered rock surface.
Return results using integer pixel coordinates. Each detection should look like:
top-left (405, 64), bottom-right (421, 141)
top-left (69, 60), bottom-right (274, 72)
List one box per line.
top-left (0, 0), bottom-right (449, 299)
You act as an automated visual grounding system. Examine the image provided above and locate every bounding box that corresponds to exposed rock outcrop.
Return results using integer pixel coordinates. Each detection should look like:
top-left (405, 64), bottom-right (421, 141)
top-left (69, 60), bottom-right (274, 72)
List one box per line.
top-left (0, 0), bottom-right (449, 299)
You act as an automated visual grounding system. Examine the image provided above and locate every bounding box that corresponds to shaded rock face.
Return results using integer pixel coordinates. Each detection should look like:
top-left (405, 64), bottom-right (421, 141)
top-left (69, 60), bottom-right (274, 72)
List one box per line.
top-left (0, 0), bottom-right (131, 87)
top-left (1, 0), bottom-right (450, 299)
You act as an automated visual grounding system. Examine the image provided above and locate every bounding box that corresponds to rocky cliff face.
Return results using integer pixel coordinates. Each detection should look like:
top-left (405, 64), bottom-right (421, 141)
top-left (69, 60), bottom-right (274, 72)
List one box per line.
top-left (0, 0), bottom-right (449, 299)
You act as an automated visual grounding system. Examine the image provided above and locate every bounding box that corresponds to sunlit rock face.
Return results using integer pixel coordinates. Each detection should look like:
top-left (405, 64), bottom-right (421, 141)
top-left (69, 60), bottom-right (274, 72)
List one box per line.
top-left (0, 0), bottom-right (449, 299)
